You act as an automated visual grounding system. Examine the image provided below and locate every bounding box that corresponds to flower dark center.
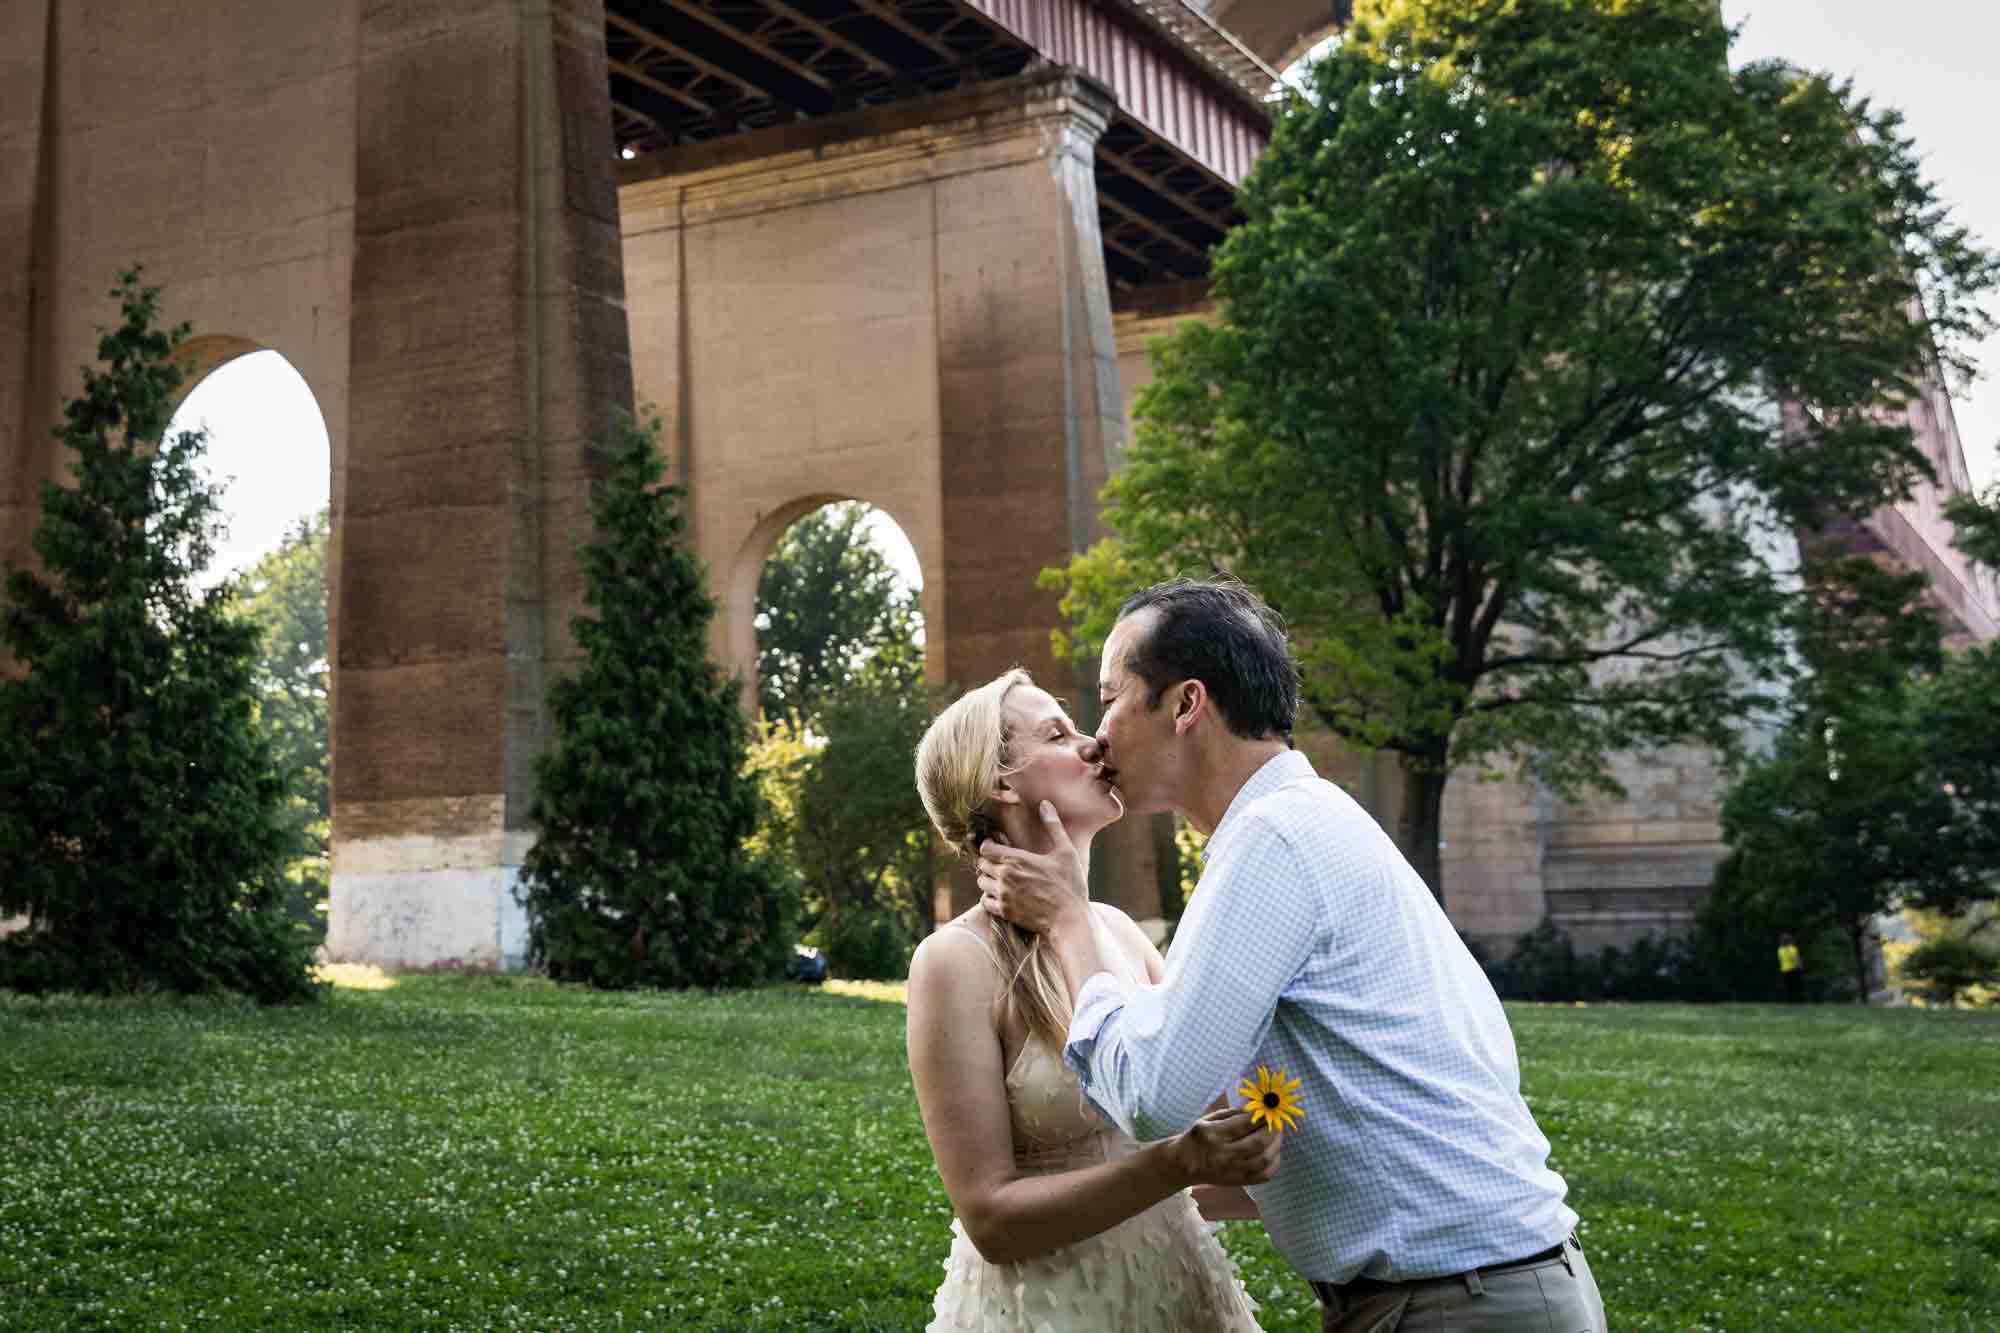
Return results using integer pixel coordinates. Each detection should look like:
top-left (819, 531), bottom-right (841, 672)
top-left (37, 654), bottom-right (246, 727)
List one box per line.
top-left (1262, 1092), bottom-right (1279, 1109)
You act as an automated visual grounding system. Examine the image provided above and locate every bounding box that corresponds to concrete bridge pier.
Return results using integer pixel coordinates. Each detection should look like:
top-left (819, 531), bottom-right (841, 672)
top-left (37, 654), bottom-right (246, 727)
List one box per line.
top-left (326, 0), bottom-right (634, 970)
top-left (618, 67), bottom-right (1169, 930)
top-left (1, 0), bottom-right (53, 585)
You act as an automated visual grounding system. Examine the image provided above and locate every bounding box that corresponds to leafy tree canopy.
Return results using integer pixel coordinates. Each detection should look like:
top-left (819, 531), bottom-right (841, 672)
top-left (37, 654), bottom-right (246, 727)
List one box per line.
top-left (1915, 644), bottom-right (2000, 877)
top-left (238, 509), bottom-right (330, 932)
top-left (1717, 551), bottom-right (1959, 999)
top-left (239, 510), bottom-right (329, 815)
top-left (1915, 487), bottom-right (2000, 887)
top-left (1047, 0), bottom-right (1999, 894)
top-left (750, 502), bottom-right (933, 977)
top-left (1895, 908), bottom-right (1998, 1008)
top-left (1944, 484), bottom-right (2000, 571)
top-left (756, 502), bottom-right (920, 731)
top-left (781, 637), bottom-right (936, 977)
top-left (0, 272), bottom-right (319, 1002)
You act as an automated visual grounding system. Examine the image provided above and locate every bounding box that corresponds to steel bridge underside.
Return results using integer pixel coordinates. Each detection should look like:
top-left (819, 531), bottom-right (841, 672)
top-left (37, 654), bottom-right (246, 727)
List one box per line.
top-left (602, 0), bottom-right (1276, 299)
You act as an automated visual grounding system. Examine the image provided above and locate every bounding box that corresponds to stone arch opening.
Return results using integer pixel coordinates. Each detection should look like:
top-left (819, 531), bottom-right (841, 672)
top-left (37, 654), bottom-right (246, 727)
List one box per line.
top-left (737, 496), bottom-right (932, 972)
top-left (165, 343), bottom-right (332, 583)
top-left (731, 495), bottom-right (926, 730)
top-left (164, 342), bottom-right (334, 938)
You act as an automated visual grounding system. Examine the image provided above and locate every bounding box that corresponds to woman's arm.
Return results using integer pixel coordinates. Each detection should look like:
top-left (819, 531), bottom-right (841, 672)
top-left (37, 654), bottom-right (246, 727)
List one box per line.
top-left (906, 928), bottom-right (1276, 1265)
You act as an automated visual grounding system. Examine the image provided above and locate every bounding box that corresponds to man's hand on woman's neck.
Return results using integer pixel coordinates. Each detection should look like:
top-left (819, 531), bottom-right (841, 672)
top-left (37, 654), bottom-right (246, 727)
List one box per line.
top-left (980, 801), bottom-right (1105, 1002)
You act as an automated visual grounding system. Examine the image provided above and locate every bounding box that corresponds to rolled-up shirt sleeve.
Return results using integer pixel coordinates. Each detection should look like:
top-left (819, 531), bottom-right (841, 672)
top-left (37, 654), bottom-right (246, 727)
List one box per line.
top-left (1064, 817), bottom-right (1320, 1142)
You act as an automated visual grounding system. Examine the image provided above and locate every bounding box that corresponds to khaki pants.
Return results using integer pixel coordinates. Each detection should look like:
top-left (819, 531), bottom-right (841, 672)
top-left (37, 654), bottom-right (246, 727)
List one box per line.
top-left (1313, 1234), bottom-right (1607, 1333)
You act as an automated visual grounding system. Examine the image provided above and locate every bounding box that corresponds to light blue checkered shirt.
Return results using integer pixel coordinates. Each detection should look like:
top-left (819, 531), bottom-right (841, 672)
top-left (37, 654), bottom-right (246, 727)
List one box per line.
top-left (1065, 750), bottom-right (1576, 1285)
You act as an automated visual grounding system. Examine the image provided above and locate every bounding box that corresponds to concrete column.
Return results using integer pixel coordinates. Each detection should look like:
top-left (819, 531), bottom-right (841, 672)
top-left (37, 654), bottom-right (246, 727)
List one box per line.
top-left (931, 70), bottom-right (1160, 922)
top-left (617, 68), bottom-right (1167, 929)
top-left (1113, 300), bottom-right (1218, 932)
top-left (0, 0), bottom-right (52, 580)
top-left (328, 0), bottom-right (632, 969)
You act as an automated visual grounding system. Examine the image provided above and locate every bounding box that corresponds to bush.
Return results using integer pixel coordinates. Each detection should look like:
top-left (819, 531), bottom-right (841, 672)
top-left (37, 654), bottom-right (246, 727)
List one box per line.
top-left (1690, 854), bottom-right (1855, 1002)
top-left (815, 904), bottom-right (917, 982)
top-left (1899, 932), bottom-right (2000, 1007)
top-left (1485, 918), bottom-right (1591, 1001)
top-left (1484, 919), bottom-right (1712, 1004)
top-left (1482, 896), bottom-right (1871, 1005)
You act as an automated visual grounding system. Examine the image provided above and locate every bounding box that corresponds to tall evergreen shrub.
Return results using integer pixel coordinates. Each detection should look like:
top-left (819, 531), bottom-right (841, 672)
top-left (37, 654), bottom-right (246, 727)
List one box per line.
top-left (0, 272), bottom-right (319, 1003)
top-left (518, 414), bottom-right (792, 988)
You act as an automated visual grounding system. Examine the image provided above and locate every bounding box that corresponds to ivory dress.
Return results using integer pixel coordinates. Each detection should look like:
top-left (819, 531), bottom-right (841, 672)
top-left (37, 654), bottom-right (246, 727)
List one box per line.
top-left (923, 931), bottom-right (1262, 1331)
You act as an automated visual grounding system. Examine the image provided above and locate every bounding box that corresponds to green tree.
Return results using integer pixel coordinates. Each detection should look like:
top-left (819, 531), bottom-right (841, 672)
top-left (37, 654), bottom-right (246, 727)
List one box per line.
top-left (1717, 552), bottom-right (1963, 1001)
top-left (1943, 484), bottom-right (2000, 570)
top-left (1914, 486), bottom-right (2000, 894)
top-left (1719, 477), bottom-right (2000, 1002)
top-left (1897, 917), bottom-right (1999, 1008)
top-left (751, 500), bottom-right (932, 976)
top-left (1045, 0), bottom-right (1998, 897)
top-left (1916, 643), bottom-right (2000, 878)
top-left (0, 272), bottom-right (319, 1003)
top-left (783, 639), bottom-right (936, 977)
top-left (1689, 854), bottom-right (1850, 1001)
top-left (756, 502), bottom-right (917, 730)
top-left (238, 510), bottom-right (330, 936)
top-left (518, 413), bottom-right (792, 988)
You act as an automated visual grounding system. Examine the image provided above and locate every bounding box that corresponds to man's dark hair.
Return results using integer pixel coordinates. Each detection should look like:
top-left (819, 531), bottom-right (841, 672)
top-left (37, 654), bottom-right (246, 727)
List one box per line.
top-left (1115, 576), bottom-right (1299, 740)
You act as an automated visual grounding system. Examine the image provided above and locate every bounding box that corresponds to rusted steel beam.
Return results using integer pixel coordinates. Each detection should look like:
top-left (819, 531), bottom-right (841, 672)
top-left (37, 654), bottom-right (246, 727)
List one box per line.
top-left (613, 94), bottom-right (692, 137)
top-left (755, 0), bottom-right (899, 76)
top-left (1099, 226), bottom-right (1164, 276)
top-left (645, 0), bottom-right (836, 91)
top-left (1098, 191), bottom-right (1209, 261)
top-left (609, 11), bottom-right (783, 99)
top-left (1097, 142), bottom-right (1233, 236)
top-left (842, 0), bottom-right (963, 63)
top-left (610, 56), bottom-right (736, 114)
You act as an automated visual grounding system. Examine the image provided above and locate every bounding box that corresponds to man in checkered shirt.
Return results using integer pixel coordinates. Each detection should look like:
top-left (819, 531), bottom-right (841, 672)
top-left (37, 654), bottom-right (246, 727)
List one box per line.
top-left (979, 576), bottom-right (1608, 1332)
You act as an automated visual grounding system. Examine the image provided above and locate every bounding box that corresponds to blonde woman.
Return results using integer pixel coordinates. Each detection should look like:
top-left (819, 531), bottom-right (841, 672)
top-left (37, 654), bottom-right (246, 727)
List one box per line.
top-left (908, 668), bottom-right (1270, 1331)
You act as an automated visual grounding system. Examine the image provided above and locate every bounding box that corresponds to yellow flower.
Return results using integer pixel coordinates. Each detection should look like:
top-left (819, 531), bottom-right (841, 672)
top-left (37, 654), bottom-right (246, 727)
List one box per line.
top-left (1238, 1064), bottom-right (1305, 1134)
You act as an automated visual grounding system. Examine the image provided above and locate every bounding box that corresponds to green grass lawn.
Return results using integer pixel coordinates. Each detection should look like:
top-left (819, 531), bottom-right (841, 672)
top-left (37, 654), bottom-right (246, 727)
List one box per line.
top-left (1, 976), bottom-right (1994, 1331)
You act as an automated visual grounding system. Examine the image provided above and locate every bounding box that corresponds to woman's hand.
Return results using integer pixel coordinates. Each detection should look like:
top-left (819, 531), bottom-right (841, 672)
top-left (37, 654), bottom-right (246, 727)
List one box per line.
top-left (1167, 1108), bottom-right (1282, 1189)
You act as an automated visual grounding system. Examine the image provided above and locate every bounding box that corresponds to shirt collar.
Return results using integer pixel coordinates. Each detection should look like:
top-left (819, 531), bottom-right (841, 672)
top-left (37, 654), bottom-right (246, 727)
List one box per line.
top-left (1199, 749), bottom-right (1313, 865)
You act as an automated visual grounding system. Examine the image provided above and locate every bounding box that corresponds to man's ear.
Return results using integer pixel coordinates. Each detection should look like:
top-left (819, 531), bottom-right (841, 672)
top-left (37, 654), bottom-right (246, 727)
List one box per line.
top-left (1172, 680), bottom-right (1208, 736)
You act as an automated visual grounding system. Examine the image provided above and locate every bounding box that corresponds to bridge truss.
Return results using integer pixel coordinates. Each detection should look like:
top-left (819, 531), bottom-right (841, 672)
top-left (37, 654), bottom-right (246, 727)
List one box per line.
top-left (603, 0), bottom-right (1279, 296)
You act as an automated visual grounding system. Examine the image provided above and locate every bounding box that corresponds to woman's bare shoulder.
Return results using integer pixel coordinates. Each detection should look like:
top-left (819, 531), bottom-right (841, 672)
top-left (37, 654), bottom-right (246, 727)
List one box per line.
top-left (908, 914), bottom-right (1000, 1000)
top-left (1088, 901), bottom-right (1140, 930)
top-left (1089, 901), bottom-right (1150, 945)
top-left (1088, 902), bottom-right (1162, 973)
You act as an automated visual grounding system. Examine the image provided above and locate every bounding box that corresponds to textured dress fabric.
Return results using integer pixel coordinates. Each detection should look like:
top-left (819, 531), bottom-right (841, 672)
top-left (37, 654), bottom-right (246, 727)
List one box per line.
top-left (924, 1032), bottom-right (1262, 1331)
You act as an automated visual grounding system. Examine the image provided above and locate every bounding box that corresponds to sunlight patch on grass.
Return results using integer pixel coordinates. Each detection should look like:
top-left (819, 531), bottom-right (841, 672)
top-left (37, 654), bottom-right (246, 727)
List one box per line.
top-left (822, 978), bottom-right (907, 1005)
top-left (312, 962), bottom-right (397, 991)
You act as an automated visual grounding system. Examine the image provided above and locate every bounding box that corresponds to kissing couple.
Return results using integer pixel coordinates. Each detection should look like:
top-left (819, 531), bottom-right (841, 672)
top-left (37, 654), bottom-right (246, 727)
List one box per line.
top-left (906, 576), bottom-right (1609, 1332)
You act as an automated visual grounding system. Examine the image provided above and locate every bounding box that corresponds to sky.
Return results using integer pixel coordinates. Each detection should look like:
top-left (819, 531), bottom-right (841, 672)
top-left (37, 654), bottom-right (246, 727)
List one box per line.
top-left (859, 507), bottom-right (923, 590)
top-left (169, 0), bottom-right (1996, 582)
top-left (169, 350), bottom-right (329, 581)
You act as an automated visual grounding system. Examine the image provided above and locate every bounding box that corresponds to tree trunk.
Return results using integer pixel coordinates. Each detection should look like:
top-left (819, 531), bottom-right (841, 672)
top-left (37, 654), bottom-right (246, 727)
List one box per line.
top-left (1151, 812), bottom-right (1185, 921)
top-left (1397, 761), bottom-right (1448, 906)
top-left (1848, 919), bottom-right (1870, 1005)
